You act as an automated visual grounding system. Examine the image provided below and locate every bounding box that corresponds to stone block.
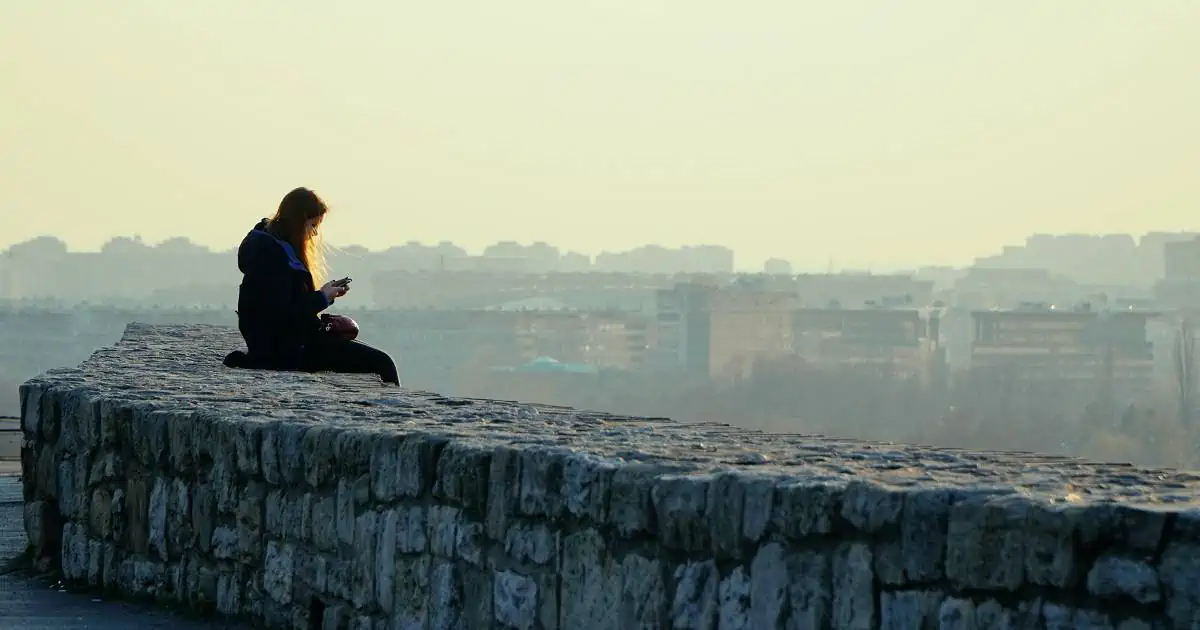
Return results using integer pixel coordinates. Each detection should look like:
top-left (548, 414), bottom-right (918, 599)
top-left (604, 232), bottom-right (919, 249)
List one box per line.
top-left (148, 476), bottom-right (169, 561)
top-left (429, 560), bottom-right (462, 630)
top-left (433, 441), bottom-right (493, 517)
top-left (334, 427), bottom-right (376, 476)
top-left (34, 443), bottom-right (57, 502)
top-left (749, 542), bottom-right (789, 628)
top-left (88, 487), bottom-right (113, 540)
top-left (456, 520), bottom-right (485, 567)
top-left (879, 590), bottom-right (943, 630)
top-left (945, 495), bottom-right (1028, 591)
top-left (1023, 501), bottom-right (1082, 589)
top-left (40, 387), bottom-right (62, 444)
top-left (772, 479), bottom-right (844, 540)
top-left (236, 480), bottom-right (266, 561)
top-left (336, 477), bottom-right (358, 547)
top-left (516, 446), bottom-right (566, 519)
top-left (394, 505), bottom-right (428, 554)
top-left (840, 480), bottom-right (905, 534)
top-left (376, 509), bottom-right (398, 614)
top-left (717, 565), bottom-right (750, 630)
top-left (392, 556), bottom-right (431, 628)
top-left (424, 506), bottom-right (457, 559)
top-left (560, 529), bottom-right (618, 630)
top-left (167, 411), bottom-right (194, 474)
top-left (672, 560), bottom-right (719, 630)
top-left (88, 452), bottom-right (122, 488)
top-left (617, 553), bottom-right (665, 629)
top-left (311, 494), bottom-right (339, 552)
top-left (463, 567), bottom-right (496, 629)
top-left (190, 483), bottom-right (214, 553)
top-left (560, 451), bottom-right (616, 524)
top-left (606, 464), bottom-right (660, 538)
top-left (787, 549), bottom-right (830, 629)
top-left (212, 454), bottom-right (240, 515)
top-left (354, 510), bottom-right (379, 609)
top-left (876, 488), bottom-right (960, 585)
top-left (937, 597), bottom-right (976, 630)
top-left (504, 521), bottom-right (558, 566)
top-left (399, 434), bottom-right (448, 500)
top-left (23, 500), bottom-right (54, 559)
top-left (494, 569), bottom-right (538, 629)
top-left (652, 474), bottom-right (712, 552)
top-left (125, 473), bottom-right (151, 556)
top-left (61, 521), bottom-right (89, 581)
top-left (302, 424), bottom-right (338, 489)
top-left (260, 423), bottom-right (282, 485)
top-left (486, 446), bottom-right (522, 541)
top-left (21, 382), bottom-right (42, 439)
top-left (370, 434), bottom-right (405, 503)
top-left (1159, 541), bottom-right (1200, 628)
top-left (832, 542), bottom-right (874, 630)
top-left (277, 422), bottom-right (310, 486)
top-left (706, 472), bottom-right (750, 560)
top-left (1041, 602), bottom-right (1113, 629)
top-left (85, 539), bottom-right (102, 586)
top-left (1087, 554), bottom-right (1161, 604)
top-left (131, 408), bottom-right (169, 469)
top-left (263, 541), bottom-right (294, 606)
top-left (56, 457), bottom-right (79, 520)
top-left (211, 525), bottom-right (238, 560)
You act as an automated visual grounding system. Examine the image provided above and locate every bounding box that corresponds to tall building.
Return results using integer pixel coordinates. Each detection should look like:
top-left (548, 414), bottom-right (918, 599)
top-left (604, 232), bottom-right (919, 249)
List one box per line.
top-left (967, 307), bottom-right (1157, 404)
top-left (653, 282), bottom-right (796, 379)
top-left (1155, 238), bottom-right (1200, 309)
top-left (791, 308), bottom-right (943, 386)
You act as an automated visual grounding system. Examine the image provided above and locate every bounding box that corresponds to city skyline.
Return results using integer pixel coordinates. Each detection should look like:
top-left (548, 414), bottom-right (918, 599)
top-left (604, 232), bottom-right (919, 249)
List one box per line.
top-left (3, 2), bottom-right (1199, 271)
top-left (5, 228), bottom-right (1200, 274)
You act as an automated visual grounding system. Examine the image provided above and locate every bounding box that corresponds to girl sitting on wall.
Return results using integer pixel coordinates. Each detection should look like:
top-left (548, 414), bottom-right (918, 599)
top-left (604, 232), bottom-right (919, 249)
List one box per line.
top-left (222, 187), bottom-right (400, 385)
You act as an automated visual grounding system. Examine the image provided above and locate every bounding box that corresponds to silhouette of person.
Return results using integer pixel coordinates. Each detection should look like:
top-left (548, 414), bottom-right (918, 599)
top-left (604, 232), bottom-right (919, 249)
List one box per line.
top-left (223, 187), bottom-right (400, 385)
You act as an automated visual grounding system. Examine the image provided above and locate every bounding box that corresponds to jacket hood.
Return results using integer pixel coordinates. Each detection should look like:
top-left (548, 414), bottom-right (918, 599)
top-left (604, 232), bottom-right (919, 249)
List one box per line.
top-left (237, 219), bottom-right (309, 275)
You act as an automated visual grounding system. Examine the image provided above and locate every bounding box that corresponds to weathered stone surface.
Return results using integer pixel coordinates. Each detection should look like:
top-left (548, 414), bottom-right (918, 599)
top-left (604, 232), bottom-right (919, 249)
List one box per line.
top-left (1087, 554), bottom-right (1161, 604)
top-left (17, 324), bottom-right (1200, 629)
top-left (494, 569), bottom-right (538, 629)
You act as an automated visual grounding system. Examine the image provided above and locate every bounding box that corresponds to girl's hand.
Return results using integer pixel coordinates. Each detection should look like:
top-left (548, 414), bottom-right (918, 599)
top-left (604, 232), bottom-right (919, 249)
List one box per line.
top-left (320, 280), bottom-right (349, 302)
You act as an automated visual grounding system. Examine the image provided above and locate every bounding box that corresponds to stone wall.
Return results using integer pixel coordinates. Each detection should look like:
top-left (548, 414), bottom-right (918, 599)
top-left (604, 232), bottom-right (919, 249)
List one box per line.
top-left (18, 323), bottom-right (1200, 629)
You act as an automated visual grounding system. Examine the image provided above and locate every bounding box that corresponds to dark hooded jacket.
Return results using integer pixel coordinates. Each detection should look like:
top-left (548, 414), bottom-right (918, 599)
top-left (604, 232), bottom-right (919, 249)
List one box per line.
top-left (233, 219), bottom-right (331, 369)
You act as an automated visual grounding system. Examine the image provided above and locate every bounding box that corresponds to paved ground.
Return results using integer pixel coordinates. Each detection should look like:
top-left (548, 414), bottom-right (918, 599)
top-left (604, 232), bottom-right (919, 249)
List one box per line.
top-left (0, 475), bottom-right (247, 629)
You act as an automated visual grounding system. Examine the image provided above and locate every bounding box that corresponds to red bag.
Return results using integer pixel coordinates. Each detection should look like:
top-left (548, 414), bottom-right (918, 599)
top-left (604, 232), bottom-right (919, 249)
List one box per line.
top-left (320, 314), bottom-right (360, 341)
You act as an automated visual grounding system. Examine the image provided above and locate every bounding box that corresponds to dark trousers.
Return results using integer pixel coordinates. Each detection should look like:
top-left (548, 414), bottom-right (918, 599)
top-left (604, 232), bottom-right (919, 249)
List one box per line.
top-left (305, 335), bottom-right (400, 385)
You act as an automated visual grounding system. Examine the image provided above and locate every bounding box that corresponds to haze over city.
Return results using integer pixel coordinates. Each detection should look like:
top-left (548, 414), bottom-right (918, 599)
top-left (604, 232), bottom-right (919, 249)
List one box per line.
top-left (9, 4), bottom-right (1200, 625)
top-left (3, 1), bottom-right (1199, 270)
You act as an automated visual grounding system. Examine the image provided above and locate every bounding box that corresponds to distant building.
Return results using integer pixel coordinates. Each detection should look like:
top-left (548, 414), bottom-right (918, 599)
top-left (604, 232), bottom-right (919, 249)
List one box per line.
top-left (763, 258), bottom-right (792, 276)
top-left (1163, 238), bottom-right (1200, 281)
top-left (967, 308), bottom-right (1157, 404)
top-left (952, 267), bottom-right (1075, 310)
top-left (1154, 238), bottom-right (1200, 309)
top-left (791, 308), bottom-right (943, 385)
top-left (653, 282), bottom-right (796, 379)
top-left (792, 273), bottom-right (934, 309)
top-left (510, 310), bottom-right (651, 370)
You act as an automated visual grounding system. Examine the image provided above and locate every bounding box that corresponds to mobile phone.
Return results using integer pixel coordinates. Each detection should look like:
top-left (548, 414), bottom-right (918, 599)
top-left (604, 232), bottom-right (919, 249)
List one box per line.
top-left (334, 277), bottom-right (353, 287)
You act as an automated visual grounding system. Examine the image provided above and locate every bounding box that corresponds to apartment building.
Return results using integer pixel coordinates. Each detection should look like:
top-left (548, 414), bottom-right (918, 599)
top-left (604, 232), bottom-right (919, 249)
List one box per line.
top-left (653, 283), bottom-right (797, 380)
top-left (967, 307), bottom-right (1157, 403)
top-left (792, 307), bottom-right (943, 384)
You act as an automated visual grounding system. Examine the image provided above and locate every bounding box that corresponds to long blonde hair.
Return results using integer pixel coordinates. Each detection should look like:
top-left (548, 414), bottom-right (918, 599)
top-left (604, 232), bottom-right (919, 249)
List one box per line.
top-left (267, 187), bottom-right (328, 284)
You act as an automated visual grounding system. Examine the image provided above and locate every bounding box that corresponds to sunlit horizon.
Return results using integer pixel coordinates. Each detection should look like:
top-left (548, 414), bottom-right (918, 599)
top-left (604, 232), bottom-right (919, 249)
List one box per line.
top-left (3, 1), bottom-right (1198, 271)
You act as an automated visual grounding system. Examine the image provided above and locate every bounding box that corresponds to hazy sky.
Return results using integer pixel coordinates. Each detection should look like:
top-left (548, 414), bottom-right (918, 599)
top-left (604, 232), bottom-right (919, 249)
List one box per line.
top-left (2, 2), bottom-right (1198, 270)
